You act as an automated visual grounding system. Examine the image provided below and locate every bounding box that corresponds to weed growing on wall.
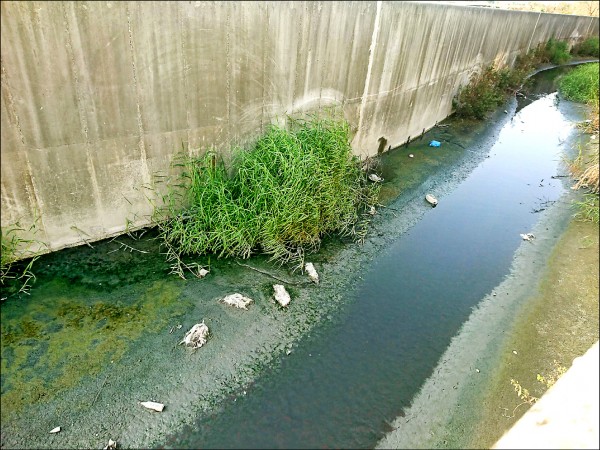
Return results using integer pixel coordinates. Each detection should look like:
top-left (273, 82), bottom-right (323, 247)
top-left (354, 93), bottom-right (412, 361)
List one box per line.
top-left (152, 115), bottom-right (380, 275)
top-left (1, 222), bottom-right (43, 300)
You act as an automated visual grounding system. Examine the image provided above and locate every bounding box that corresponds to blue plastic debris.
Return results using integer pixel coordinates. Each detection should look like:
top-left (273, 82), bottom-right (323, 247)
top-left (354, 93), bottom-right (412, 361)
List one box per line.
top-left (429, 140), bottom-right (441, 147)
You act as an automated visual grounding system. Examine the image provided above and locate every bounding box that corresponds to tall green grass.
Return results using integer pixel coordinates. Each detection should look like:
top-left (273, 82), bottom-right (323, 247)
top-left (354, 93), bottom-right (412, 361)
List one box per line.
top-left (1, 222), bottom-right (42, 300)
top-left (152, 115), bottom-right (380, 273)
top-left (558, 63), bottom-right (599, 103)
top-left (571, 37), bottom-right (599, 58)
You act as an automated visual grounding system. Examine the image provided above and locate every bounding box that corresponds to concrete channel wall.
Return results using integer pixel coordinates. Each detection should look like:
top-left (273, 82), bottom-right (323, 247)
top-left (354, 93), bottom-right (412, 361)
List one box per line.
top-left (1, 1), bottom-right (598, 252)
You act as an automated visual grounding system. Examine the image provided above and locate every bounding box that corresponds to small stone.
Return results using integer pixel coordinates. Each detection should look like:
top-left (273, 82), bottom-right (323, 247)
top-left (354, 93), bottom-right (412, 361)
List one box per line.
top-left (305, 262), bottom-right (319, 284)
top-left (273, 284), bottom-right (291, 307)
top-left (221, 293), bottom-right (253, 310)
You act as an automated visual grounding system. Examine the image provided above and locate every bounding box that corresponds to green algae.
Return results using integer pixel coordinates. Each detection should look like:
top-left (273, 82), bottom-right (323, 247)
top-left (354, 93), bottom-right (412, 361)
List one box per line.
top-left (0, 278), bottom-right (187, 420)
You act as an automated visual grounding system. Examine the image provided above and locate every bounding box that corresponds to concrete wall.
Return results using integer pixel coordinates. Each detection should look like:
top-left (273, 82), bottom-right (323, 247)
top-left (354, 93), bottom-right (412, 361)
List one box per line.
top-left (1, 1), bottom-right (598, 253)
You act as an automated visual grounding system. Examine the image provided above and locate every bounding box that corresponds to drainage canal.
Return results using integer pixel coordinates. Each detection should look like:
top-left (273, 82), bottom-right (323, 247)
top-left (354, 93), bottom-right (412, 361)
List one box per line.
top-left (161, 67), bottom-right (584, 449)
top-left (0, 66), bottom-right (588, 450)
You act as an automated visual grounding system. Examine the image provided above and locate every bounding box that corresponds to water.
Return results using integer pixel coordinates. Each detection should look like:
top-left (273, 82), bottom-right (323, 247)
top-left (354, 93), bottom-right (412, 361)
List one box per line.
top-left (162, 75), bottom-right (579, 448)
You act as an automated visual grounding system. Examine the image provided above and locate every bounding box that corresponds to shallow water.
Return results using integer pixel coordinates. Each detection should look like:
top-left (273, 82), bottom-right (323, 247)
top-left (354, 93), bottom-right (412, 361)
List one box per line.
top-left (159, 73), bottom-right (581, 448)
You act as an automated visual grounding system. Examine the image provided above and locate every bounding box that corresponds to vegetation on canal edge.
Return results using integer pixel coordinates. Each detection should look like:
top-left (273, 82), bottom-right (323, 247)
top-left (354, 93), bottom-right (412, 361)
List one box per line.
top-left (571, 36), bottom-right (600, 59)
top-left (452, 37), bottom-right (598, 120)
top-left (559, 63), bottom-right (599, 223)
top-left (151, 114), bottom-right (381, 276)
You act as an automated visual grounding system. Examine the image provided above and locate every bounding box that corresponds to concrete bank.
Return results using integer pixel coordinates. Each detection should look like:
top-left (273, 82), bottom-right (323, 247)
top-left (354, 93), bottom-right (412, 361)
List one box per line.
top-left (1, 1), bottom-right (598, 252)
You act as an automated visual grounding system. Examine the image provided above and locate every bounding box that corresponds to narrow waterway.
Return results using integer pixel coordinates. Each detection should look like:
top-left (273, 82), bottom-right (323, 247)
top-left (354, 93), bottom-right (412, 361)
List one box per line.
top-left (160, 70), bottom-right (584, 448)
top-left (0, 66), bottom-right (589, 450)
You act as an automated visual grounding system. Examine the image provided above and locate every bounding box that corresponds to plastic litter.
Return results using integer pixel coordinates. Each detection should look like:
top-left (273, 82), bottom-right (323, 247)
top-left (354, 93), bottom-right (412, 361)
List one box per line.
top-left (368, 173), bottom-right (383, 183)
top-left (49, 427), bottom-right (61, 434)
top-left (140, 401), bottom-right (165, 412)
top-left (429, 140), bottom-right (441, 147)
top-left (520, 233), bottom-right (535, 242)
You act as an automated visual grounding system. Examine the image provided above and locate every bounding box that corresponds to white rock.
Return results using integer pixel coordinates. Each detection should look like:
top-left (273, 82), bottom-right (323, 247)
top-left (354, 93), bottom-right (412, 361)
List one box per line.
top-left (273, 284), bottom-right (291, 307)
top-left (49, 427), bottom-right (61, 434)
top-left (368, 173), bottom-right (383, 183)
top-left (140, 401), bottom-right (165, 412)
top-left (221, 293), bottom-right (253, 310)
top-left (305, 262), bottom-right (319, 284)
top-left (103, 439), bottom-right (117, 450)
top-left (179, 322), bottom-right (209, 349)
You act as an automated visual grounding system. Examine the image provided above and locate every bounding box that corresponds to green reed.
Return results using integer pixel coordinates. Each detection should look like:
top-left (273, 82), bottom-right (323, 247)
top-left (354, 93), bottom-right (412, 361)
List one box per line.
top-left (152, 115), bottom-right (380, 274)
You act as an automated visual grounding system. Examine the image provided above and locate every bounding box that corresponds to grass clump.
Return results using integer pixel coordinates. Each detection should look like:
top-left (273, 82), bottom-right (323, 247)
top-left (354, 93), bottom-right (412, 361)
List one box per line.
top-left (571, 37), bottom-right (599, 58)
top-left (152, 115), bottom-right (380, 274)
top-left (1, 224), bottom-right (41, 300)
top-left (543, 37), bottom-right (571, 65)
top-left (558, 63), bottom-right (599, 103)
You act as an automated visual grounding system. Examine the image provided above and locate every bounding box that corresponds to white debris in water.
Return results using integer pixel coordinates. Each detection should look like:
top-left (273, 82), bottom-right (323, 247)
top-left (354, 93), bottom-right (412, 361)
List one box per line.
top-left (520, 233), bottom-right (535, 241)
top-left (139, 401), bottom-right (165, 412)
top-left (221, 293), bottom-right (253, 310)
top-left (408, 154), bottom-right (414, 158)
top-left (198, 268), bottom-right (209, 278)
top-left (179, 322), bottom-right (209, 349)
top-left (273, 284), bottom-right (291, 307)
top-left (103, 439), bottom-right (117, 449)
top-left (369, 205), bottom-right (377, 215)
top-left (513, 350), bottom-right (518, 355)
top-left (368, 173), bottom-right (383, 183)
top-left (305, 262), bottom-right (319, 284)
top-left (49, 427), bottom-right (61, 434)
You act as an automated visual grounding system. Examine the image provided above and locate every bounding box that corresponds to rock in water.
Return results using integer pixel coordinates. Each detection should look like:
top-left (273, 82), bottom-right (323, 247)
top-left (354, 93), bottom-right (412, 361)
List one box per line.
top-left (273, 284), bottom-right (291, 307)
top-left (305, 262), bottom-right (319, 284)
top-left (179, 322), bottom-right (209, 349)
top-left (221, 293), bottom-right (253, 310)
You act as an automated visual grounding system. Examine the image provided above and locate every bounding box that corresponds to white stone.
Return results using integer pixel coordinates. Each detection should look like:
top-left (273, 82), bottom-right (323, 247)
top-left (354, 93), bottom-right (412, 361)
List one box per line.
top-left (221, 293), bottom-right (253, 310)
top-left (273, 284), bottom-right (291, 307)
top-left (179, 322), bottom-right (209, 349)
top-left (305, 262), bottom-right (319, 284)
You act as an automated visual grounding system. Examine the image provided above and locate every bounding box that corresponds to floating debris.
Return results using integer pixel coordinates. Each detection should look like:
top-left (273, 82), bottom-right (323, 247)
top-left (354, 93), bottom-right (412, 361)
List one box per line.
top-left (140, 401), bottom-right (165, 412)
top-left (513, 350), bottom-right (518, 355)
top-left (273, 284), bottom-right (291, 307)
top-left (368, 205), bottom-right (377, 215)
top-left (305, 262), bottom-right (319, 284)
top-left (425, 194), bottom-right (438, 207)
top-left (368, 173), bottom-right (384, 183)
top-left (179, 322), bottom-right (209, 349)
top-left (49, 427), bottom-right (61, 434)
top-left (408, 154), bottom-right (414, 158)
top-left (221, 293), bottom-right (253, 310)
top-left (520, 233), bottom-right (535, 242)
top-left (103, 439), bottom-right (117, 450)
top-left (476, 369), bottom-right (480, 373)
top-left (198, 268), bottom-right (209, 278)
top-left (429, 140), bottom-right (441, 147)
